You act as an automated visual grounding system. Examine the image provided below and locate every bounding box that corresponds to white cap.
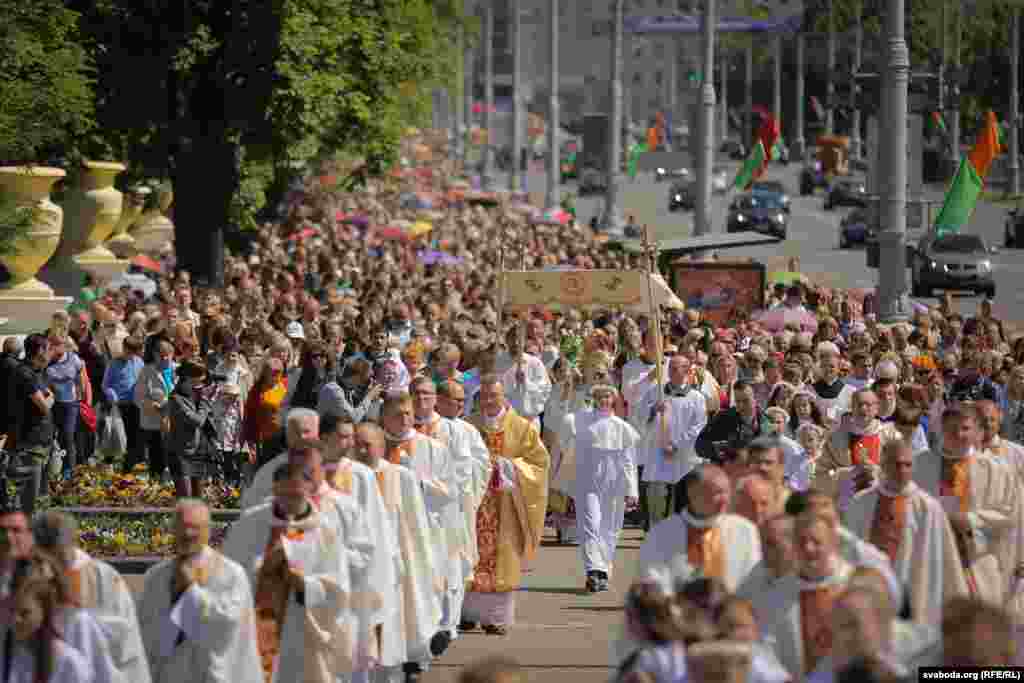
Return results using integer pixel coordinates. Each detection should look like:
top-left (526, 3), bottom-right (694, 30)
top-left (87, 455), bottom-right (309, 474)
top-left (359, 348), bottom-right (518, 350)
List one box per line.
top-left (285, 321), bottom-right (305, 340)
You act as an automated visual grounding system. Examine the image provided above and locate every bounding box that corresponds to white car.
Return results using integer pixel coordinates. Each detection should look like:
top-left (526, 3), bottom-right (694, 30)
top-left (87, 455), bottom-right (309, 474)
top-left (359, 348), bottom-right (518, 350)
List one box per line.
top-left (712, 167), bottom-right (729, 194)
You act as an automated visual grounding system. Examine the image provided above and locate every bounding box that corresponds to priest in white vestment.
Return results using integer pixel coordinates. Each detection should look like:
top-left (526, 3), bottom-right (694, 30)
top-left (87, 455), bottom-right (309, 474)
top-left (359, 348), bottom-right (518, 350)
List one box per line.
top-left (630, 354), bottom-right (709, 529)
top-left (844, 440), bottom-right (969, 624)
top-left (559, 382), bottom-right (640, 592)
top-left (352, 422), bottom-right (441, 683)
top-left (241, 407), bottom-right (322, 510)
top-left (913, 404), bottom-right (1024, 614)
top-left (738, 514), bottom-right (797, 608)
top-left (636, 464), bottom-right (761, 592)
top-left (435, 380), bottom-right (493, 635)
top-left (138, 500), bottom-right (264, 683)
top-left (758, 509), bottom-right (854, 680)
top-left (223, 462), bottom-right (370, 683)
top-left (32, 511), bottom-right (152, 683)
top-left (494, 327), bottom-right (552, 427)
top-left (978, 399), bottom-right (1024, 483)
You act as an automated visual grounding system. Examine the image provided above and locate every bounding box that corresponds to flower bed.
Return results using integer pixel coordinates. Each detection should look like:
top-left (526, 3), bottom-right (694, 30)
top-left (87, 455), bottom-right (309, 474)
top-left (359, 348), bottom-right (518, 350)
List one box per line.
top-left (77, 513), bottom-right (230, 558)
top-left (48, 464), bottom-right (241, 510)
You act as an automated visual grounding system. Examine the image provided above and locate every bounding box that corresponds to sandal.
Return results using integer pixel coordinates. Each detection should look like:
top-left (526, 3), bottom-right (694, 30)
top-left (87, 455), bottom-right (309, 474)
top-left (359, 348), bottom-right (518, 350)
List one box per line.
top-left (482, 624), bottom-right (507, 635)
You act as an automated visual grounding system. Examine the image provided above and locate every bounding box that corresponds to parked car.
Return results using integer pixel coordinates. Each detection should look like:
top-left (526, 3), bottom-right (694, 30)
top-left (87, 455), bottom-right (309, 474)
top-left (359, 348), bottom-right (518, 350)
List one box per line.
top-left (1005, 207), bottom-right (1024, 247)
top-left (825, 180), bottom-right (868, 210)
top-left (668, 181), bottom-right (696, 212)
top-left (720, 140), bottom-right (746, 160)
top-left (799, 163), bottom-right (830, 195)
top-left (838, 208), bottom-right (876, 248)
top-left (749, 180), bottom-right (791, 213)
top-left (655, 165), bottom-right (691, 183)
top-left (911, 232), bottom-right (998, 298)
top-left (578, 167), bottom-right (607, 196)
top-left (712, 167), bottom-right (729, 194)
top-left (726, 193), bottom-right (788, 238)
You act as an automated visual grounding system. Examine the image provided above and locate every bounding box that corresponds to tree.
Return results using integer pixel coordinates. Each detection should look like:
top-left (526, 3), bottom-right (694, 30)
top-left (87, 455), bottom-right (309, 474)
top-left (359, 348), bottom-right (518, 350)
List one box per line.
top-left (0, 0), bottom-right (94, 260)
top-left (68, 0), bottom-right (467, 286)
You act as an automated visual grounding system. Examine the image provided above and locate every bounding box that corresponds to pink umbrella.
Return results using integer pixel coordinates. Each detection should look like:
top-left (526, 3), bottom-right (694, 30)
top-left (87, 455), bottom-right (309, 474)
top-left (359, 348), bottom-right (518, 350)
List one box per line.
top-left (287, 227), bottom-right (317, 241)
top-left (754, 306), bottom-right (819, 333)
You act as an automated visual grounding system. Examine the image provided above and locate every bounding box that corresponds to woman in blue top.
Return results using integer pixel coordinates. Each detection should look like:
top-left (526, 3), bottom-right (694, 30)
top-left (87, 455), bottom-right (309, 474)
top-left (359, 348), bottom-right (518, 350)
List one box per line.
top-left (101, 336), bottom-right (144, 466)
top-left (44, 333), bottom-right (86, 477)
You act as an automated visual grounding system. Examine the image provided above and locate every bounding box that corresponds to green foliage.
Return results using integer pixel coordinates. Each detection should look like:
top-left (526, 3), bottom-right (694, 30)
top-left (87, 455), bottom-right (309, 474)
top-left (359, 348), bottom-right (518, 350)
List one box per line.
top-left (0, 0), bottom-right (95, 163)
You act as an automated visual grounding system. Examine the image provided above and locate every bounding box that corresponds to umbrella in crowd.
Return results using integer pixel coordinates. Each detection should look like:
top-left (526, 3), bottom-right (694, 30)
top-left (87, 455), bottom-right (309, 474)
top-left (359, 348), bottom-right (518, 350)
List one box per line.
top-left (131, 254), bottom-right (163, 274)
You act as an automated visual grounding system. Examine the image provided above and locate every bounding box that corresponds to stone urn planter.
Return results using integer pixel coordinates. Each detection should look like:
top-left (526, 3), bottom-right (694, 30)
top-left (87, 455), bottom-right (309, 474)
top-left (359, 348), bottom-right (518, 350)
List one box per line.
top-left (0, 166), bottom-right (74, 332)
top-left (107, 186), bottom-right (147, 258)
top-left (60, 161), bottom-right (127, 261)
top-left (0, 166), bottom-right (67, 291)
top-left (130, 182), bottom-right (175, 254)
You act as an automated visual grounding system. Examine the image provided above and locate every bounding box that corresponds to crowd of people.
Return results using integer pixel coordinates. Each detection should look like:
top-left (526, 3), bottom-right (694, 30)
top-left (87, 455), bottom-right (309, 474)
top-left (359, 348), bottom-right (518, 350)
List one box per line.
top-left (0, 134), bottom-right (1022, 682)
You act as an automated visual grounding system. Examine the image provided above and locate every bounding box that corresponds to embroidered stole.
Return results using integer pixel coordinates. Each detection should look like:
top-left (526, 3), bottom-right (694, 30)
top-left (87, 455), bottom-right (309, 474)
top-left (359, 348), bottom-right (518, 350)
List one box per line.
top-left (469, 428), bottom-right (506, 593)
top-left (849, 433), bottom-right (881, 466)
top-left (686, 525), bottom-right (725, 581)
top-left (386, 440), bottom-right (412, 466)
top-left (254, 525), bottom-right (306, 682)
top-left (869, 494), bottom-right (907, 562)
top-left (331, 463), bottom-right (354, 495)
top-left (940, 457), bottom-right (977, 593)
top-left (800, 585), bottom-right (843, 673)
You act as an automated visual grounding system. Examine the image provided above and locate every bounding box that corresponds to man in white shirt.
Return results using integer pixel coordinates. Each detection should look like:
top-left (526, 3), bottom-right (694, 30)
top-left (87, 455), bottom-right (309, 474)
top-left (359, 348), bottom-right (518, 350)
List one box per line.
top-left (495, 327), bottom-right (551, 428)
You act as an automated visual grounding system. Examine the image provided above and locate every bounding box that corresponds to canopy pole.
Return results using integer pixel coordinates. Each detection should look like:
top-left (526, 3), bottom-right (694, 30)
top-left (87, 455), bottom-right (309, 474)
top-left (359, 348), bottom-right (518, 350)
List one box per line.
top-left (497, 246), bottom-right (506, 341)
top-left (641, 224), bottom-right (665, 396)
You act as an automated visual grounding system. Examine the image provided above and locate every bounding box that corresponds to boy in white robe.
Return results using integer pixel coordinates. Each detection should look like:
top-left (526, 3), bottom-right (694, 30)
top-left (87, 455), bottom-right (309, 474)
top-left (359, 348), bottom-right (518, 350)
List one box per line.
top-left (222, 462), bottom-right (365, 683)
top-left (32, 511), bottom-right (152, 683)
top-left (495, 326), bottom-right (552, 427)
top-left (559, 382), bottom-right (640, 592)
top-left (636, 464), bottom-right (761, 592)
top-left (138, 499), bottom-right (264, 683)
top-left (844, 440), bottom-right (969, 624)
top-left (352, 422), bottom-right (440, 683)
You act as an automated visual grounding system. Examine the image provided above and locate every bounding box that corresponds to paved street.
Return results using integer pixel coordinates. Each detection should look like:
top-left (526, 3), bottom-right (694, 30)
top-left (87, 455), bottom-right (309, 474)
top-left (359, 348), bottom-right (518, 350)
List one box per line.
top-left (513, 159), bottom-right (1024, 325)
top-left (125, 528), bottom-right (644, 683)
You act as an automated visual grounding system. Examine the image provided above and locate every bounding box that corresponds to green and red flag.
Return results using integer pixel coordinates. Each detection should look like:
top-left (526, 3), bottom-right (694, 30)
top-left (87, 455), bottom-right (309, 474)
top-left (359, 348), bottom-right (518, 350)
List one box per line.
top-left (809, 96), bottom-right (825, 121)
top-left (933, 111), bottom-right (1002, 237)
top-left (733, 141), bottom-right (767, 191)
top-left (931, 111), bottom-right (947, 135)
top-left (757, 115), bottom-right (781, 170)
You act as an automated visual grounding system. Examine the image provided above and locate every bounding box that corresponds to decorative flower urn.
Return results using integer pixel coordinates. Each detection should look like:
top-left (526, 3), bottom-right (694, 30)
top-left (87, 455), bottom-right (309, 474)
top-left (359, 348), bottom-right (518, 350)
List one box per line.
top-left (106, 186), bottom-right (147, 258)
top-left (130, 181), bottom-right (175, 254)
top-left (0, 166), bottom-right (74, 332)
top-left (61, 161), bottom-right (127, 260)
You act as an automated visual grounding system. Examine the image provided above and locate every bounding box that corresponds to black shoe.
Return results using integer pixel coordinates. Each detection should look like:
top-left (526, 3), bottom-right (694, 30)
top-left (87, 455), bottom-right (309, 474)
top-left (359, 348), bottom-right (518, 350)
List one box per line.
top-left (586, 572), bottom-right (599, 593)
top-left (458, 621), bottom-right (478, 632)
top-left (430, 630), bottom-right (452, 657)
top-left (403, 663), bottom-right (423, 683)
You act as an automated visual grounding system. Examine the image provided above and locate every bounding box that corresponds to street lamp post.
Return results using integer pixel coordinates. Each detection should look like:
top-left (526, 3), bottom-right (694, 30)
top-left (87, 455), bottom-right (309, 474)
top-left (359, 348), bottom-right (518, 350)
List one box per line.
top-left (481, 1), bottom-right (495, 190)
top-left (545, 0), bottom-right (560, 210)
top-left (745, 44), bottom-right (753, 151)
top-left (510, 0), bottom-right (523, 192)
top-left (850, 5), bottom-right (863, 160)
top-left (463, 9), bottom-right (474, 169)
top-left (695, 0), bottom-right (717, 238)
top-left (948, 4), bottom-right (961, 171)
top-left (602, 0), bottom-right (626, 234)
top-left (877, 0), bottom-right (911, 322)
top-left (1011, 11), bottom-right (1020, 196)
top-left (773, 36), bottom-right (782, 125)
top-left (826, 0), bottom-right (835, 135)
top-left (720, 49), bottom-right (729, 148)
top-left (667, 36), bottom-right (678, 152)
top-left (795, 33), bottom-right (806, 160)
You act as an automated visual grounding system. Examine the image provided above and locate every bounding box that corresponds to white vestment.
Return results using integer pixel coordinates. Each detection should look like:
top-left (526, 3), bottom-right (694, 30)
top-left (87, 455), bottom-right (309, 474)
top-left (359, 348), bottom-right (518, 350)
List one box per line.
top-left (844, 482), bottom-right (970, 624)
top-left (67, 548), bottom-right (152, 683)
top-left (494, 352), bottom-right (552, 422)
top-left (240, 452), bottom-right (288, 511)
top-left (983, 436), bottom-right (1024, 484)
top-left (636, 509), bottom-right (762, 591)
top-left (759, 558), bottom-right (854, 680)
top-left (632, 383), bottom-right (708, 483)
top-left (3, 639), bottom-right (95, 683)
top-left (559, 409), bottom-right (640, 575)
top-left (138, 546), bottom-right (264, 683)
top-left (913, 449), bottom-right (1024, 611)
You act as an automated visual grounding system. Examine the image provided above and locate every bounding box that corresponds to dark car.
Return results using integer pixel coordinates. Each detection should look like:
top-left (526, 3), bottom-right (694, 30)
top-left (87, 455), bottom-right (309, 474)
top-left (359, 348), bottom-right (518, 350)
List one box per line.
top-left (799, 163), bottom-right (829, 195)
top-left (838, 208), bottom-right (876, 248)
top-left (1005, 207), bottom-right (1024, 247)
top-left (911, 232), bottom-right (998, 298)
top-left (720, 140), bottom-right (746, 160)
top-left (726, 193), bottom-right (788, 238)
top-left (749, 181), bottom-right (791, 213)
top-left (578, 167), bottom-right (606, 196)
top-left (825, 180), bottom-right (868, 210)
top-left (668, 181), bottom-right (696, 211)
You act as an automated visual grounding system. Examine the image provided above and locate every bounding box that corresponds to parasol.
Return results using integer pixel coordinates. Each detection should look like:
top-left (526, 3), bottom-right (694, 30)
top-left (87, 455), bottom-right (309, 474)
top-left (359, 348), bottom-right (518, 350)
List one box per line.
top-left (131, 254), bottom-right (164, 274)
top-left (753, 306), bottom-right (819, 332)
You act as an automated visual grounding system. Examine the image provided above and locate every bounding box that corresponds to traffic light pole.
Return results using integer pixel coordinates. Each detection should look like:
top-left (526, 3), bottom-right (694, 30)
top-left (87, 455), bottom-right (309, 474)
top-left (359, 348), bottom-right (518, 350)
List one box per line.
top-left (481, 1), bottom-right (495, 190)
top-left (510, 0), bottom-right (523, 192)
top-left (745, 43), bottom-right (753, 151)
top-left (850, 5), bottom-right (863, 160)
top-left (720, 49), bottom-right (728, 149)
top-left (603, 0), bottom-right (626, 234)
top-left (1011, 10), bottom-right (1020, 196)
top-left (948, 4), bottom-right (961, 171)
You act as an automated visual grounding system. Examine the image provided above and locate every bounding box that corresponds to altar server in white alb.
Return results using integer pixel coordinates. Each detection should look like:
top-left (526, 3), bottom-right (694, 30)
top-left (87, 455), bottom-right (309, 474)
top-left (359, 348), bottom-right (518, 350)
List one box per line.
top-left (32, 511), bottom-right (152, 683)
top-left (843, 440), bottom-right (969, 624)
top-left (559, 382), bottom-right (640, 593)
top-left (495, 326), bottom-right (552, 428)
top-left (223, 459), bottom-right (374, 683)
top-left (138, 499), bottom-right (264, 683)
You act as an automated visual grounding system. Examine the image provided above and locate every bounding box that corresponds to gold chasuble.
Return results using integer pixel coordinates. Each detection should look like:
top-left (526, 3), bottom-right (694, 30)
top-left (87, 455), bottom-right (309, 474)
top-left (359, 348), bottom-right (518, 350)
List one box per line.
top-left (869, 494), bottom-right (908, 562)
top-left (254, 522), bottom-right (307, 682)
top-left (687, 526), bottom-right (725, 581)
top-left (468, 408), bottom-right (549, 593)
top-left (941, 457), bottom-right (977, 594)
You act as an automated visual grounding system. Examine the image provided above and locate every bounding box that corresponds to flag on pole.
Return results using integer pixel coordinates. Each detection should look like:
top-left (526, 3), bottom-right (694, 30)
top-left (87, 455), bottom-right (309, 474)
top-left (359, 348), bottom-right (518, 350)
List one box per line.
top-left (628, 142), bottom-right (647, 179)
top-left (997, 119), bottom-right (1009, 154)
top-left (931, 111), bottom-right (947, 135)
top-left (757, 115), bottom-right (781, 168)
top-left (733, 141), bottom-right (767, 191)
top-left (771, 136), bottom-right (786, 161)
top-left (933, 110), bottom-right (1002, 237)
top-left (810, 96), bottom-right (825, 121)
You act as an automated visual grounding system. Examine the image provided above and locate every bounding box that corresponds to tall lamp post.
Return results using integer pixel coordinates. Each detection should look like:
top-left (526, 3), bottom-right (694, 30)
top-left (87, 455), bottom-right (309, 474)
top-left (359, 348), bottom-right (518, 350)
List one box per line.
top-left (795, 33), bottom-right (806, 160)
top-left (545, 0), bottom-right (560, 210)
top-left (463, 6), bottom-right (474, 169)
top-left (850, 3), bottom-right (863, 160)
top-left (603, 0), bottom-right (626, 234)
top-left (695, 0), bottom-right (717, 237)
top-left (481, 1), bottom-right (495, 190)
top-left (745, 44), bottom-right (753, 151)
top-left (826, 0), bottom-right (835, 135)
top-left (1011, 10), bottom-right (1020, 196)
top-left (773, 35), bottom-right (782, 124)
top-left (948, 4), bottom-right (961, 171)
top-left (877, 0), bottom-right (911, 322)
top-left (719, 49), bottom-right (729, 148)
top-left (510, 0), bottom-right (523, 192)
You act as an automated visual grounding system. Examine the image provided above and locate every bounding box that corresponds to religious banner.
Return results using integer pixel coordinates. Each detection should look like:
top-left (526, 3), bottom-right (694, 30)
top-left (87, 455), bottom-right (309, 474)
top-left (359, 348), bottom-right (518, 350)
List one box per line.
top-left (502, 269), bottom-right (683, 313)
top-left (668, 260), bottom-right (766, 325)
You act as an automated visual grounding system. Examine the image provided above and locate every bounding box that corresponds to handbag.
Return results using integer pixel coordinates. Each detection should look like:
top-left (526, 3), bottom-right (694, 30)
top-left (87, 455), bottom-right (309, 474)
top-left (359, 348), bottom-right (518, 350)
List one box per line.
top-left (80, 401), bottom-right (97, 433)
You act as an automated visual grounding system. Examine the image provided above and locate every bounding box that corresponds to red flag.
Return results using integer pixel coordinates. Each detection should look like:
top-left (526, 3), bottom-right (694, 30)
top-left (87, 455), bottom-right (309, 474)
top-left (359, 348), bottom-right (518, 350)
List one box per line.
top-left (755, 115), bottom-right (781, 173)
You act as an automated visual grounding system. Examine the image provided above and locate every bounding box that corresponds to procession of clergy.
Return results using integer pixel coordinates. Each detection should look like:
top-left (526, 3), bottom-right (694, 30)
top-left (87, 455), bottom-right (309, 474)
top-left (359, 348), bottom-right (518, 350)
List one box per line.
top-left (1, 329), bottom-right (1022, 683)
